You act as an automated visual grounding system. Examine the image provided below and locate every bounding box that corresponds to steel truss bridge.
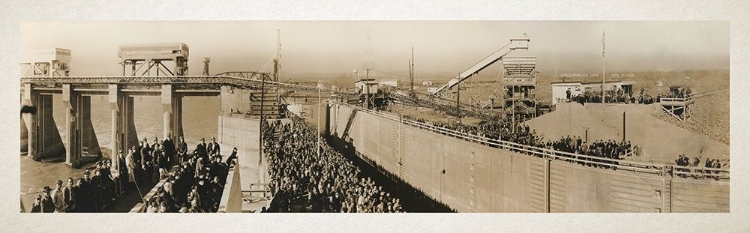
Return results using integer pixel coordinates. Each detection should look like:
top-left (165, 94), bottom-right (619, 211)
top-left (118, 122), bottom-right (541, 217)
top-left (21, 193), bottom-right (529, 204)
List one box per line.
top-left (20, 74), bottom-right (500, 120)
top-left (20, 75), bottom-right (359, 96)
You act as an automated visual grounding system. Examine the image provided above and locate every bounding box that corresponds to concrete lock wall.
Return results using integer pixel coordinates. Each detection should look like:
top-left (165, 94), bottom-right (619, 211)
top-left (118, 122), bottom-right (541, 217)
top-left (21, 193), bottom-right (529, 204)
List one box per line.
top-left (218, 162), bottom-right (243, 213)
top-left (329, 104), bottom-right (729, 213)
top-left (218, 115), bottom-right (261, 167)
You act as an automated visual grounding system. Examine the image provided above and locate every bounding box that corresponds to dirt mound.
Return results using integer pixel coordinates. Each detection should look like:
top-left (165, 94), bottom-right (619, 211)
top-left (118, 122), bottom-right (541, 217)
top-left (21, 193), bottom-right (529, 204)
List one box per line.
top-left (653, 90), bottom-right (729, 144)
top-left (526, 103), bottom-right (728, 163)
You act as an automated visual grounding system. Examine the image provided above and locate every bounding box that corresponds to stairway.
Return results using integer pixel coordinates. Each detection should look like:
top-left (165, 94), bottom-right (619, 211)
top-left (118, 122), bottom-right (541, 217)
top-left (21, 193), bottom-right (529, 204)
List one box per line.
top-left (249, 89), bottom-right (280, 117)
top-left (389, 121), bottom-right (400, 173)
top-left (341, 108), bottom-right (358, 140)
top-left (664, 179), bottom-right (672, 213)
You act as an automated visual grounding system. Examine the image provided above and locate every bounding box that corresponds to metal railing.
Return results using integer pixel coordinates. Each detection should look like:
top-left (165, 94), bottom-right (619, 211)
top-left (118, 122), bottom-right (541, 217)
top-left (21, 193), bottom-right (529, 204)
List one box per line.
top-left (660, 89), bottom-right (727, 103)
top-left (338, 102), bottom-right (730, 180)
top-left (660, 96), bottom-right (694, 103)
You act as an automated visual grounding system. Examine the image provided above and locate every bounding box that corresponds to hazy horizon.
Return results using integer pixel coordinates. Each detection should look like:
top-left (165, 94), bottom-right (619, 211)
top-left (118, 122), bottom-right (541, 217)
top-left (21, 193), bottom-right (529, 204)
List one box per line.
top-left (21, 21), bottom-right (729, 79)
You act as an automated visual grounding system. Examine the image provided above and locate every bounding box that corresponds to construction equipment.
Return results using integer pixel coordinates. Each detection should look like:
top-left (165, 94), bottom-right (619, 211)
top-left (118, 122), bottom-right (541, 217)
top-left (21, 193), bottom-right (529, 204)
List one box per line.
top-left (118, 42), bottom-right (189, 76)
top-left (430, 37), bottom-right (530, 96)
top-left (21, 48), bottom-right (71, 77)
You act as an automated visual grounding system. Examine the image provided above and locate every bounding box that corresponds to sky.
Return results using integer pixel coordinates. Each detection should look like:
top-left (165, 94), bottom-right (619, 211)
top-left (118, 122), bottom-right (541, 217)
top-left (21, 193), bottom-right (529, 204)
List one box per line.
top-left (20, 21), bottom-right (729, 77)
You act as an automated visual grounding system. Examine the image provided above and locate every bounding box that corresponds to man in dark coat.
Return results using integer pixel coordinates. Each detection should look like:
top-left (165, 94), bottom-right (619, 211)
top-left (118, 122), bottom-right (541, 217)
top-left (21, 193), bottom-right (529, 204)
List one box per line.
top-left (79, 170), bottom-right (94, 212)
top-left (139, 139), bottom-right (151, 182)
top-left (196, 138), bottom-right (208, 163)
top-left (40, 186), bottom-right (55, 213)
top-left (91, 169), bottom-right (103, 211)
top-left (177, 136), bottom-right (188, 165)
top-left (163, 134), bottom-right (175, 167)
top-left (63, 177), bottom-right (76, 212)
top-left (73, 178), bottom-right (86, 212)
top-left (225, 147), bottom-right (238, 167)
top-left (209, 157), bottom-right (224, 181)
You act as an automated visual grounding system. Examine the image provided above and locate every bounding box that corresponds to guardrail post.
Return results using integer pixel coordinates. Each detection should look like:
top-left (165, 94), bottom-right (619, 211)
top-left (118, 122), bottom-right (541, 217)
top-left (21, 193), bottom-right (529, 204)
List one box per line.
top-left (545, 155), bottom-right (551, 213)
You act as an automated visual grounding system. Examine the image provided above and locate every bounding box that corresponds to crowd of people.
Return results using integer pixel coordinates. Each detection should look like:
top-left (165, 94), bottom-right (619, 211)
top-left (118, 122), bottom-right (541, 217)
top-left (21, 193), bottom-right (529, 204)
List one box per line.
top-left (545, 137), bottom-right (634, 169)
top-left (400, 112), bottom-right (732, 179)
top-left (659, 86), bottom-right (692, 99)
top-left (401, 115), bottom-right (637, 171)
top-left (30, 134), bottom-right (236, 213)
top-left (127, 136), bottom-right (233, 213)
top-left (674, 155), bottom-right (727, 180)
top-left (30, 160), bottom-right (118, 213)
top-left (567, 90), bottom-right (656, 105)
top-left (263, 115), bottom-right (403, 213)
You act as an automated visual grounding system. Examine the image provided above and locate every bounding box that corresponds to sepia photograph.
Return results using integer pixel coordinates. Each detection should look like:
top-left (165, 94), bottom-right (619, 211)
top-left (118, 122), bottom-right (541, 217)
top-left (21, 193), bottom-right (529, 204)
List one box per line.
top-left (18, 21), bottom-right (729, 214)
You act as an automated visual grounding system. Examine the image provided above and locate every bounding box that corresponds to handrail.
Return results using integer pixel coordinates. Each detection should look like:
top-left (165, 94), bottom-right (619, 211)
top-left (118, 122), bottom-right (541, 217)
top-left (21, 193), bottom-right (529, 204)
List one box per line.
top-left (337, 102), bottom-right (730, 180)
top-left (660, 97), bottom-right (694, 102)
top-left (660, 89), bottom-right (727, 102)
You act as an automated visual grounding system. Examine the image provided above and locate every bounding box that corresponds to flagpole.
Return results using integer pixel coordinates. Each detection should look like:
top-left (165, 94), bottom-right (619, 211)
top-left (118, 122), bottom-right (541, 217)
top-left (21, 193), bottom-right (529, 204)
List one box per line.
top-left (602, 31), bottom-right (606, 103)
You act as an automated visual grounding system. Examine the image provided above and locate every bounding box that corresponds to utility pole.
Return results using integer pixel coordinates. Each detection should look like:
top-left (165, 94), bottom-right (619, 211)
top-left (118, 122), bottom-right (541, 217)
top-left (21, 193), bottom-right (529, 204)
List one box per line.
top-left (622, 111), bottom-right (626, 142)
top-left (259, 73), bottom-right (265, 166)
top-left (512, 85), bottom-right (516, 133)
top-left (410, 47), bottom-right (414, 96)
top-left (366, 69), bottom-right (370, 109)
top-left (317, 82), bottom-right (324, 159)
top-left (602, 30), bottom-right (606, 103)
top-left (456, 72), bottom-right (461, 123)
top-left (276, 29), bottom-right (281, 82)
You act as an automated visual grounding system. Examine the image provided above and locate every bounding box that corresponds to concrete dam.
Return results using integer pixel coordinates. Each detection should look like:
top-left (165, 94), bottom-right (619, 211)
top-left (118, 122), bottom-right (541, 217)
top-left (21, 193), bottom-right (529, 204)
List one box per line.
top-left (327, 103), bottom-right (729, 213)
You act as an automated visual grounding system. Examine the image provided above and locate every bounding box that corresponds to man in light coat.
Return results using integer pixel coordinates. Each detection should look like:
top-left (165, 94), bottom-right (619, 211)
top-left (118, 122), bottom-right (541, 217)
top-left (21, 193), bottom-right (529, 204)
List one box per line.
top-left (126, 148), bottom-right (137, 186)
top-left (51, 180), bottom-right (66, 212)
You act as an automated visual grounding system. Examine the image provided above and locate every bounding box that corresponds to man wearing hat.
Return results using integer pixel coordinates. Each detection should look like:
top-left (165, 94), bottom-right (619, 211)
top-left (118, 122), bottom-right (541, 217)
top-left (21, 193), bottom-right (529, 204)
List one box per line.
top-left (51, 180), bottom-right (66, 212)
top-left (40, 186), bottom-right (54, 213)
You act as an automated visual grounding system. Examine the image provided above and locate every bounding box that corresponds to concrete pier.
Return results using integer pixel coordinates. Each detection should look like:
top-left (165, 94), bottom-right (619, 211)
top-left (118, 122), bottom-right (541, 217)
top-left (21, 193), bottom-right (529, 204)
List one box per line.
top-left (34, 93), bottom-right (66, 161)
top-left (20, 82), bottom-right (196, 167)
top-left (62, 85), bottom-right (101, 167)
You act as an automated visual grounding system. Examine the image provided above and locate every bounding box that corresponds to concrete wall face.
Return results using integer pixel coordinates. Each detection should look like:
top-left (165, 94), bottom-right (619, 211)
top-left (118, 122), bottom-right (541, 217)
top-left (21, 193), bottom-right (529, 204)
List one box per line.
top-left (77, 96), bottom-right (102, 164)
top-left (218, 164), bottom-right (243, 213)
top-left (218, 116), bottom-right (260, 169)
top-left (329, 104), bottom-right (729, 213)
top-left (21, 117), bottom-right (28, 154)
top-left (670, 179), bottom-right (729, 212)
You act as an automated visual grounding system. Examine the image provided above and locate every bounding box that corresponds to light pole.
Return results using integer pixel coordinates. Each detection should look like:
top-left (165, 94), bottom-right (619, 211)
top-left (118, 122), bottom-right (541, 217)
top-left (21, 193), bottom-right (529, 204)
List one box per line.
top-left (317, 81), bottom-right (325, 158)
